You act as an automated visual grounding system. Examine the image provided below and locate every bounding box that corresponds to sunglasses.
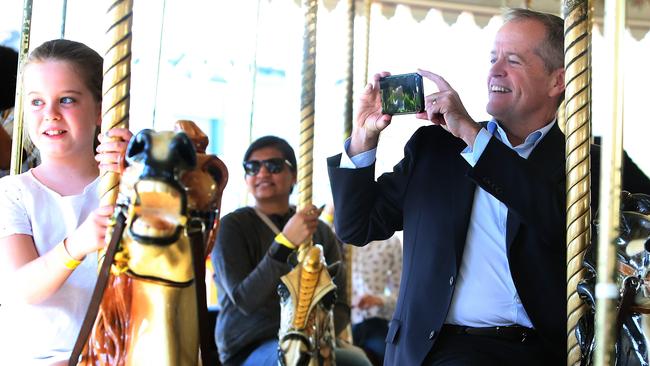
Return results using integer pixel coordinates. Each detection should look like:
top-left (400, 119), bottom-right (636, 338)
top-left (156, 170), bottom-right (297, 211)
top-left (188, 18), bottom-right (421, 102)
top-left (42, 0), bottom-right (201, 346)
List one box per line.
top-left (243, 158), bottom-right (293, 176)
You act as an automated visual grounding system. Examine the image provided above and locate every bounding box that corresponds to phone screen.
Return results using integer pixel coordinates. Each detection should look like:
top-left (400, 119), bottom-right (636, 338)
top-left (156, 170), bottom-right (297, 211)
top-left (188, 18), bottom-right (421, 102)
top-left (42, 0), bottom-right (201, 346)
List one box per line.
top-left (379, 73), bottom-right (425, 115)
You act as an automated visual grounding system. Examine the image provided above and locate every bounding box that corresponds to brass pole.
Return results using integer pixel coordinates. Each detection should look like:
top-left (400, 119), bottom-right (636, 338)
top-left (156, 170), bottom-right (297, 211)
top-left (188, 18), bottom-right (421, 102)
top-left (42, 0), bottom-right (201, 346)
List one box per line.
top-left (343, 0), bottom-right (355, 140)
top-left (341, 0), bottom-right (356, 344)
top-left (9, 0), bottom-right (33, 176)
top-left (297, 0), bottom-right (318, 226)
top-left (594, 0), bottom-right (625, 364)
top-left (98, 0), bottom-right (133, 262)
top-left (563, 1), bottom-right (592, 364)
top-left (362, 0), bottom-right (371, 85)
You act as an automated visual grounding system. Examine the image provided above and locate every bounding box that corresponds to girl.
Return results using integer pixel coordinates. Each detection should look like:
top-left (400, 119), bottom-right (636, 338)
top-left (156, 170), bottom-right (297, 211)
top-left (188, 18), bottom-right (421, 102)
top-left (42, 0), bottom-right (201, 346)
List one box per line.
top-left (0, 39), bottom-right (132, 365)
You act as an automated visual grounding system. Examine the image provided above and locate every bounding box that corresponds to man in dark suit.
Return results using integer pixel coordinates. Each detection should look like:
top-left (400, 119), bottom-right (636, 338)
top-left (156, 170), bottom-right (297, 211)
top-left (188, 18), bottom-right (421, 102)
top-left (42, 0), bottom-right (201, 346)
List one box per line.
top-left (327, 8), bottom-right (650, 366)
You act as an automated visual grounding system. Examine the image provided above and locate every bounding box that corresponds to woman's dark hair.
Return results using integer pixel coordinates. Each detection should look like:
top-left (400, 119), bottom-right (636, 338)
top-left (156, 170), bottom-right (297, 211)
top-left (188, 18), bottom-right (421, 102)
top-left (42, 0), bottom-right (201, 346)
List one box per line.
top-left (0, 45), bottom-right (18, 111)
top-left (26, 39), bottom-right (103, 103)
top-left (243, 135), bottom-right (297, 173)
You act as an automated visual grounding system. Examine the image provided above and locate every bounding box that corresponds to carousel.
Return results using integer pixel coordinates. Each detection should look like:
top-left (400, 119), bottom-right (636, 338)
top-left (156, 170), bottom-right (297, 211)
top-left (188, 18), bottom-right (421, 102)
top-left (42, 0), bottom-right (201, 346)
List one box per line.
top-left (1, 0), bottom-right (650, 365)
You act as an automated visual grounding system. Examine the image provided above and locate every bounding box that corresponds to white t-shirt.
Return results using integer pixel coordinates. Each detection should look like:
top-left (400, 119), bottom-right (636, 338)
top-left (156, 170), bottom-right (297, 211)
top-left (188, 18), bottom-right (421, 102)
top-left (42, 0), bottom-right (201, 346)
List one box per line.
top-left (0, 171), bottom-right (99, 365)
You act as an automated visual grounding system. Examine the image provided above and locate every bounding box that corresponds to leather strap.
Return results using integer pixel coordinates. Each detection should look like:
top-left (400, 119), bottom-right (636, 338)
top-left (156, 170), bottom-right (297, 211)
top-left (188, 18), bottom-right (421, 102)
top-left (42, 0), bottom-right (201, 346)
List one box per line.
top-left (69, 210), bottom-right (127, 366)
top-left (253, 207), bottom-right (281, 234)
top-left (187, 219), bottom-right (211, 366)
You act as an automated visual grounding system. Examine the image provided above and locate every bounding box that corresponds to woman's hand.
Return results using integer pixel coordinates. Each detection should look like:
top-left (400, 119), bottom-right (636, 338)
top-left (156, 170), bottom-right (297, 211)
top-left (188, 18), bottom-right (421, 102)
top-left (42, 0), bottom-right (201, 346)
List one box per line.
top-left (282, 205), bottom-right (322, 247)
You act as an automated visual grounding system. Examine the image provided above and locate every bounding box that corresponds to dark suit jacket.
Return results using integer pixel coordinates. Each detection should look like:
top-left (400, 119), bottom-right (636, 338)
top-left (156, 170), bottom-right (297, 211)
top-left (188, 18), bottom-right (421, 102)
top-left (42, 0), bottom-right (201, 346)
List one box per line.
top-left (327, 123), bottom-right (650, 365)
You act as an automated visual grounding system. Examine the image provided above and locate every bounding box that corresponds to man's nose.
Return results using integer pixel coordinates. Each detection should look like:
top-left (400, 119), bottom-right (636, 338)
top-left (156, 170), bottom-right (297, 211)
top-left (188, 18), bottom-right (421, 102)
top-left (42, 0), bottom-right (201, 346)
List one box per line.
top-left (489, 58), bottom-right (506, 77)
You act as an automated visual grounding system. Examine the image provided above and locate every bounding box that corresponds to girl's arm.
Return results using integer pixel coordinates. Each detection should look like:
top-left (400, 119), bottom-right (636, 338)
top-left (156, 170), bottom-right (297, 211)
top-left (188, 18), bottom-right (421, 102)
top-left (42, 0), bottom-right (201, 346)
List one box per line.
top-left (0, 205), bottom-right (113, 304)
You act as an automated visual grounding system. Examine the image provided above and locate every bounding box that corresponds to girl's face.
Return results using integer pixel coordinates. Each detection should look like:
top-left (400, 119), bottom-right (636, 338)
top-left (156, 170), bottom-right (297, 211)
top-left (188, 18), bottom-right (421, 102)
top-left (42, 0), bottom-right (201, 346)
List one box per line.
top-left (23, 60), bottom-right (101, 160)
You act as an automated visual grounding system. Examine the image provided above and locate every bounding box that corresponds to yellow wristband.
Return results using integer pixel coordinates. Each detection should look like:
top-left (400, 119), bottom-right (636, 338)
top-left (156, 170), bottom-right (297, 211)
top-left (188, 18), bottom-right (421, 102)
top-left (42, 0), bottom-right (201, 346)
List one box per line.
top-left (322, 212), bottom-right (334, 226)
top-left (58, 240), bottom-right (82, 270)
top-left (274, 233), bottom-right (297, 250)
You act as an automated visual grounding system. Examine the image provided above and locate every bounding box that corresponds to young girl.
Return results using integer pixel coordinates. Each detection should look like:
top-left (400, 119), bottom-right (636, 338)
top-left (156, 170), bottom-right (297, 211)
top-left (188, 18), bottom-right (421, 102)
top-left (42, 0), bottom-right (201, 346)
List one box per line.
top-left (0, 39), bottom-right (132, 365)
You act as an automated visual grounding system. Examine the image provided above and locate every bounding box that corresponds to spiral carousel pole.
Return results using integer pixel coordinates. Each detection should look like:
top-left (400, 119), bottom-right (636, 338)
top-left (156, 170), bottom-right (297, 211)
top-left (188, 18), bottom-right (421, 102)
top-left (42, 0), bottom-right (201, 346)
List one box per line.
top-left (297, 0), bottom-right (318, 224)
top-left (98, 0), bottom-right (133, 261)
top-left (563, 0), bottom-right (592, 364)
top-left (340, 0), bottom-right (356, 344)
top-left (9, 0), bottom-right (33, 176)
top-left (343, 0), bottom-right (355, 140)
top-left (594, 0), bottom-right (625, 364)
top-left (362, 0), bottom-right (372, 85)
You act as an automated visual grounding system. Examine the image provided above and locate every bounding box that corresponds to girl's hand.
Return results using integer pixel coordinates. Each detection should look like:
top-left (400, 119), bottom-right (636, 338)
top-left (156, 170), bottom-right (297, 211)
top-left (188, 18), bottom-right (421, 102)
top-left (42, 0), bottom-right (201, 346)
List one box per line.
top-left (95, 128), bottom-right (133, 173)
top-left (65, 205), bottom-right (115, 260)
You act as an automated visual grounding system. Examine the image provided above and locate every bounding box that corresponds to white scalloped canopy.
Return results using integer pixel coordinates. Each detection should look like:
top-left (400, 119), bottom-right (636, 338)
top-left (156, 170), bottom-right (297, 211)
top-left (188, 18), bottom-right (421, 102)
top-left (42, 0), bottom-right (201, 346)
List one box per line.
top-left (292, 0), bottom-right (650, 40)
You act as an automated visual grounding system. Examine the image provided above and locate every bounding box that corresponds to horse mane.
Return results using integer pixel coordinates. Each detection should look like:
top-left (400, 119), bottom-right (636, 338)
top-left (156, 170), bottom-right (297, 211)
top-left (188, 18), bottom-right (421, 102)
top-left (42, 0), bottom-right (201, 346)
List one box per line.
top-left (83, 274), bottom-right (133, 365)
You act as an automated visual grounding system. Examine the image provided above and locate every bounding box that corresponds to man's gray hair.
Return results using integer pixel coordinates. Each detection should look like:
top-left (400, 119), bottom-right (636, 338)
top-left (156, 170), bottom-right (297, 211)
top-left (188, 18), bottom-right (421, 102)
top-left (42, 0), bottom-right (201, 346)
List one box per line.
top-left (504, 8), bottom-right (564, 72)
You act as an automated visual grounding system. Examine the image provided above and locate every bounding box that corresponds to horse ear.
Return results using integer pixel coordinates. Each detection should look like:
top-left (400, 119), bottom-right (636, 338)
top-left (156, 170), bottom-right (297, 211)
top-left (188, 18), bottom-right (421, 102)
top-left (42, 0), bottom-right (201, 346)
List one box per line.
top-left (127, 129), bottom-right (154, 162)
top-left (171, 132), bottom-right (197, 170)
top-left (327, 261), bottom-right (341, 280)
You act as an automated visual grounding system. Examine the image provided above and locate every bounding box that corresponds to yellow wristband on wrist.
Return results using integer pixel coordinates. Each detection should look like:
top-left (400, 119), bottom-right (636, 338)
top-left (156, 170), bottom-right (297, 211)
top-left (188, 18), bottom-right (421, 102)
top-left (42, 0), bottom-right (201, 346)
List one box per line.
top-left (322, 212), bottom-right (334, 226)
top-left (58, 240), bottom-right (82, 270)
top-left (274, 233), bottom-right (297, 250)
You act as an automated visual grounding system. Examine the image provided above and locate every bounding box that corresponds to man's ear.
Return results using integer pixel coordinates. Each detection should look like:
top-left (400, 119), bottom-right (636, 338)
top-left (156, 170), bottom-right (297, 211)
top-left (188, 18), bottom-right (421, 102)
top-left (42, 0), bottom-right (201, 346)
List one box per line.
top-left (548, 68), bottom-right (565, 98)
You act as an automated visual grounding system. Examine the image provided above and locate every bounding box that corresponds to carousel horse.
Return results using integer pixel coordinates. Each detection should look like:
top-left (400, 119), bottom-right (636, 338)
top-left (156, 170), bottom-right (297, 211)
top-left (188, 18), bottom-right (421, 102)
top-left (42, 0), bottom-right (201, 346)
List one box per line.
top-left (278, 244), bottom-right (340, 366)
top-left (578, 191), bottom-right (650, 366)
top-left (70, 121), bottom-right (228, 366)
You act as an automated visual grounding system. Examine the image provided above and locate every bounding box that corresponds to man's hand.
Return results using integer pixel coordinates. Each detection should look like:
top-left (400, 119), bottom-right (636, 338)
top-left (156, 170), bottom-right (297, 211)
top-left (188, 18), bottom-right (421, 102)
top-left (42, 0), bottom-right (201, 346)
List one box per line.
top-left (416, 69), bottom-right (481, 147)
top-left (349, 72), bottom-right (393, 156)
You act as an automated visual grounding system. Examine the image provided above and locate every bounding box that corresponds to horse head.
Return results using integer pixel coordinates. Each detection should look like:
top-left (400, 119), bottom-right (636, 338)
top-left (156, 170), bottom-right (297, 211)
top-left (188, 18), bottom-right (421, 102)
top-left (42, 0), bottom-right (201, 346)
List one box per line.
top-left (278, 245), bottom-right (339, 366)
top-left (117, 129), bottom-right (197, 283)
top-left (577, 191), bottom-right (650, 366)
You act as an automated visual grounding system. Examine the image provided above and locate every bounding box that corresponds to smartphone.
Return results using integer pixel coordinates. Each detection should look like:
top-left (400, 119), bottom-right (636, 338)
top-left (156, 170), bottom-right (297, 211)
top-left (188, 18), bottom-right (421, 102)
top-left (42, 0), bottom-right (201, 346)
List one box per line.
top-left (379, 73), bottom-right (425, 115)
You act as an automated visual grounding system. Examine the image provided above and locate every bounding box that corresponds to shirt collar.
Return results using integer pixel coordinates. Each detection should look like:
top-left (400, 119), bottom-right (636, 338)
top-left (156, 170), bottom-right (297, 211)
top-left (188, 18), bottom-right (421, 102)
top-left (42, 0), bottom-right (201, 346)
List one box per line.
top-left (487, 118), bottom-right (556, 150)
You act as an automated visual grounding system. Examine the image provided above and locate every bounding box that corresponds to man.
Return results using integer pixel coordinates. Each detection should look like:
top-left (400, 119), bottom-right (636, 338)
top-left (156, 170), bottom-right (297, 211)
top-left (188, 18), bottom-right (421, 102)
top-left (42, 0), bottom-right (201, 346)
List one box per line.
top-left (327, 8), bottom-right (650, 366)
top-left (212, 136), bottom-right (370, 366)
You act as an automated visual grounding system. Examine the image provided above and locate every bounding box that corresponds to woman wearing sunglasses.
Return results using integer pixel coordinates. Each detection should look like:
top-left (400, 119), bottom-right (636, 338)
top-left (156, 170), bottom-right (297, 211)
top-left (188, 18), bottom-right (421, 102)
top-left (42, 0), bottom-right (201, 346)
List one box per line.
top-left (210, 135), bottom-right (370, 366)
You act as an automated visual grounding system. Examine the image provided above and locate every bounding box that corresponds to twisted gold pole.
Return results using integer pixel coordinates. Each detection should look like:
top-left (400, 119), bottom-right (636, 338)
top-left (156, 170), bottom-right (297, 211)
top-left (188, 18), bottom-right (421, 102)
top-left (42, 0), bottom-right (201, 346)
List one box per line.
top-left (362, 0), bottom-right (372, 85)
top-left (343, 0), bottom-right (355, 140)
top-left (340, 0), bottom-right (356, 344)
top-left (594, 0), bottom-right (625, 364)
top-left (9, 0), bottom-right (33, 176)
top-left (563, 1), bottom-right (592, 364)
top-left (98, 0), bottom-right (133, 262)
top-left (297, 0), bottom-right (317, 226)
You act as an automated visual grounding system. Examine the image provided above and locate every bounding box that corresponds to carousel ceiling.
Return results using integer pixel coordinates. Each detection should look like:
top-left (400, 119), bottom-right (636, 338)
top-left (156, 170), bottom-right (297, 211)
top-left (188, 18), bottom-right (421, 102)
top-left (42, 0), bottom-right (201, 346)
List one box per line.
top-left (319, 0), bottom-right (650, 39)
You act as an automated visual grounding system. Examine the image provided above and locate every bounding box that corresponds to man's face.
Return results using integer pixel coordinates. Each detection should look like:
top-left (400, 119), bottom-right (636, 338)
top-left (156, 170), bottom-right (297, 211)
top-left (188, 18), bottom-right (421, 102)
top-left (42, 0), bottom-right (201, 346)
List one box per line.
top-left (486, 19), bottom-right (563, 127)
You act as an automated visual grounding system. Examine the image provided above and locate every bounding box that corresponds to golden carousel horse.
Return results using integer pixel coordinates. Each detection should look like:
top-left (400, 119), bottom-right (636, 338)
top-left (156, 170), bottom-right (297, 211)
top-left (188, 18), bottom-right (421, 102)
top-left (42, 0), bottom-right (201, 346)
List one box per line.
top-left (69, 121), bottom-right (228, 366)
top-left (278, 244), bottom-right (340, 366)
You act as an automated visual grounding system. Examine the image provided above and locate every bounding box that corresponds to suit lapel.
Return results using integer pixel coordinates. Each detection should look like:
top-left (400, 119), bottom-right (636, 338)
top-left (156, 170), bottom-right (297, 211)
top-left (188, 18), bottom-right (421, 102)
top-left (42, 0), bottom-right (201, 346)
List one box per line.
top-left (452, 174), bottom-right (476, 268)
top-left (505, 123), bottom-right (565, 252)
